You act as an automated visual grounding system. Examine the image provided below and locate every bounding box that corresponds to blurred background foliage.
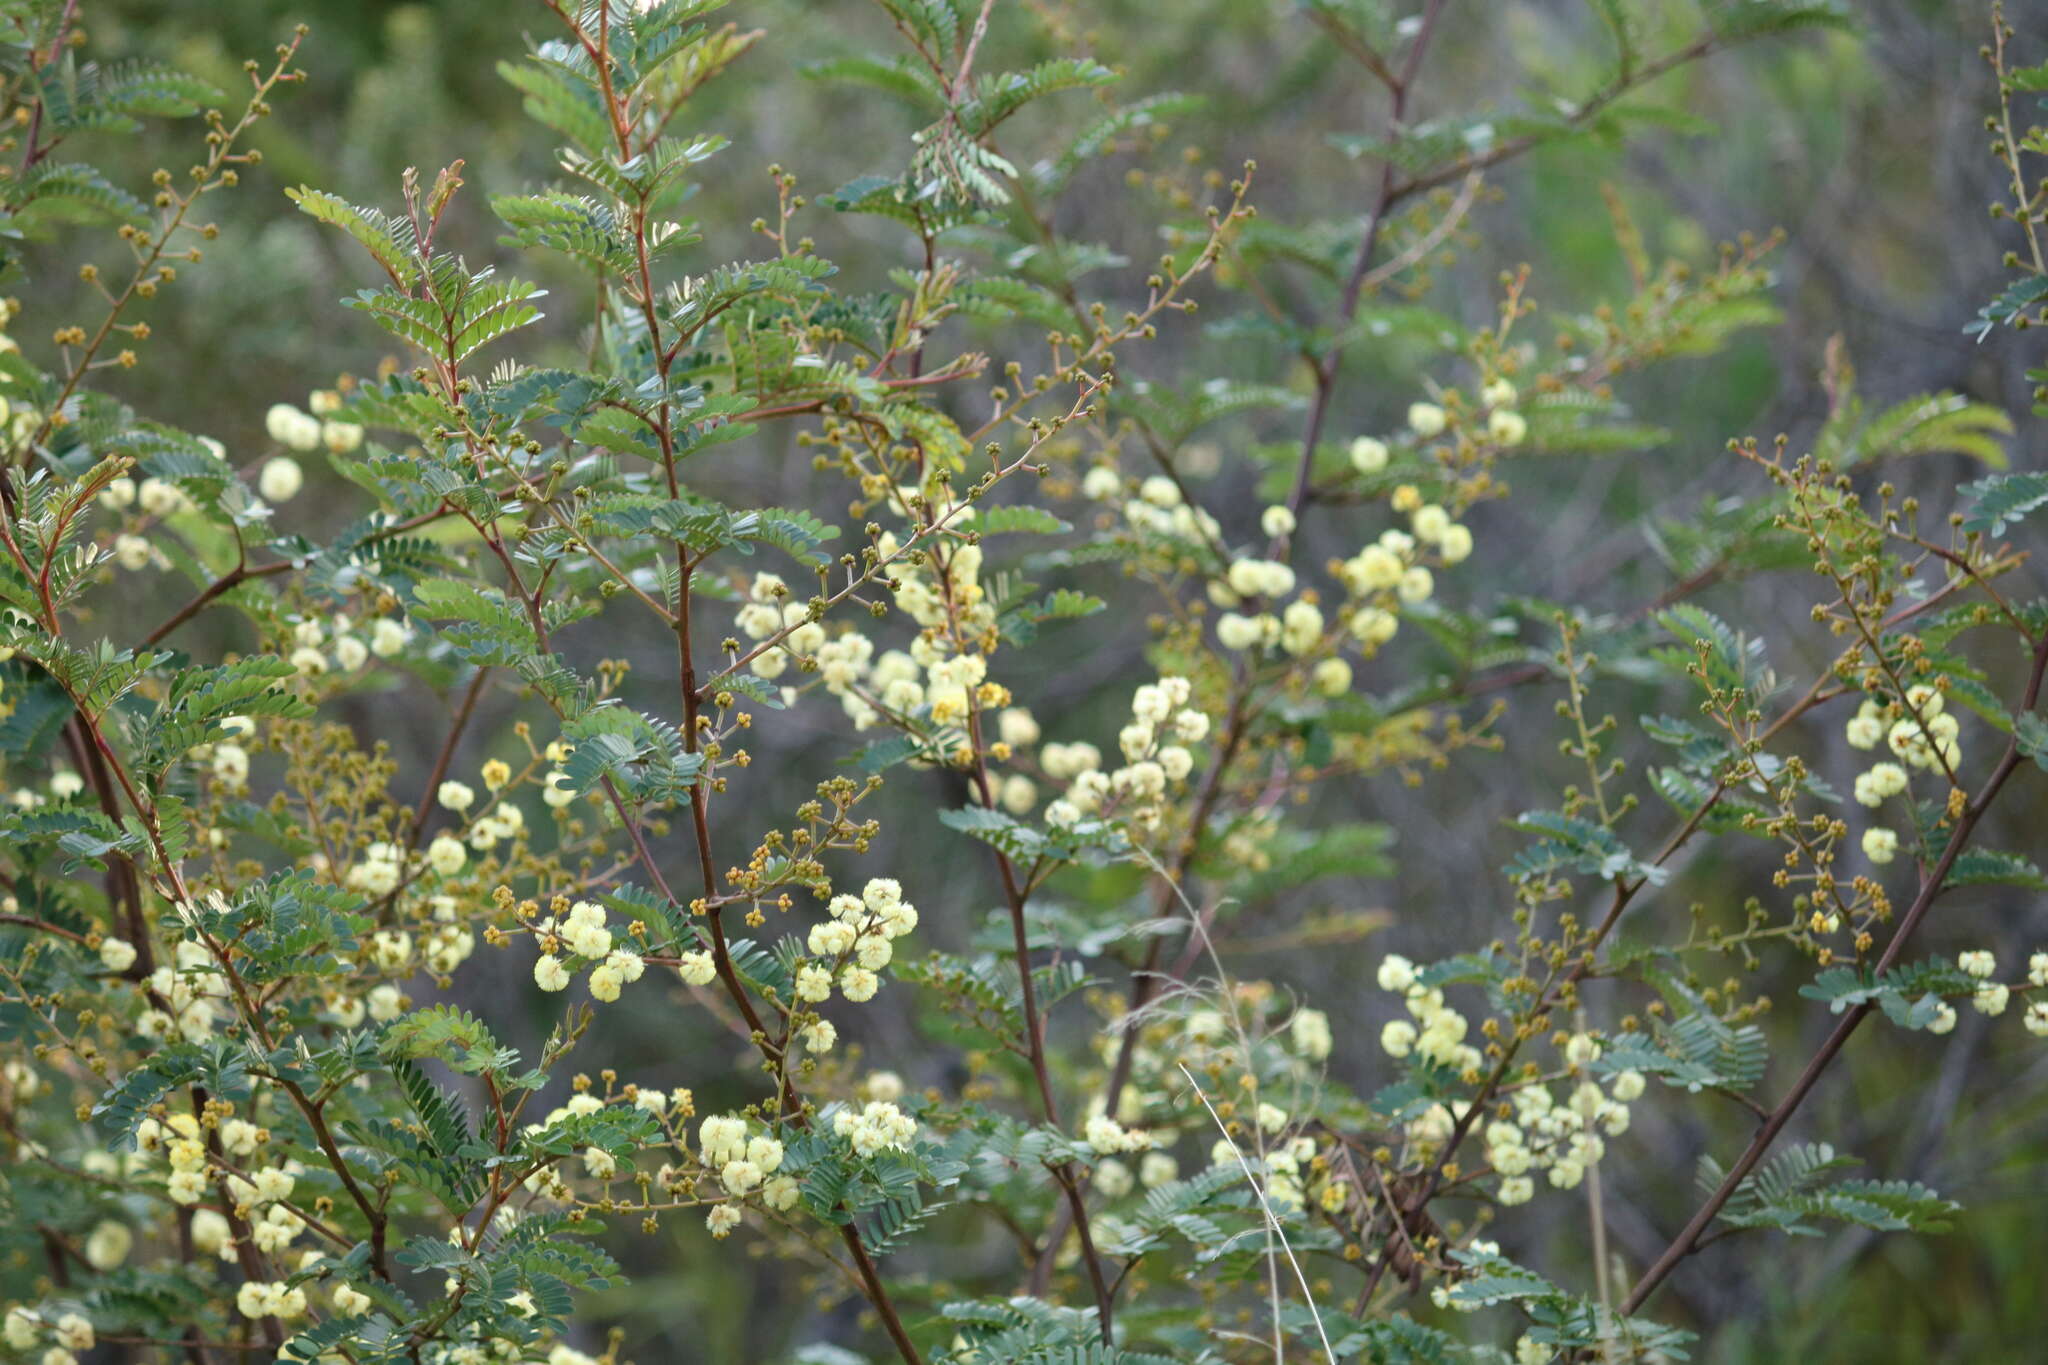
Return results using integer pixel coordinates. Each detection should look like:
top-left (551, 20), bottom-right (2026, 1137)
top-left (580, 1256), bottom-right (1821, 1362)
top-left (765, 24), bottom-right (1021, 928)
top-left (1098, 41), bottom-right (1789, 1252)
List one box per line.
top-left (35, 0), bottom-right (2048, 1359)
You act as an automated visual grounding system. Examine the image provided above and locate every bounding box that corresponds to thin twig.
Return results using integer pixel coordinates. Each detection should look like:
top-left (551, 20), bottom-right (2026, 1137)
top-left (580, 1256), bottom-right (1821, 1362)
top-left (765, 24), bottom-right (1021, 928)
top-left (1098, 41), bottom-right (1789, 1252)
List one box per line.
top-left (1179, 1064), bottom-right (1338, 1365)
top-left (1621, 627), bottom-right (2048, 1314)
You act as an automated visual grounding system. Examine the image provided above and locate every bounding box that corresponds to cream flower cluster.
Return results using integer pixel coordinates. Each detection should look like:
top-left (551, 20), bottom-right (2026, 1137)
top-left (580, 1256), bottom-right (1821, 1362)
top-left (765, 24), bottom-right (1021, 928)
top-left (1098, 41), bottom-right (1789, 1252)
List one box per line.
top-left (1083, 468), bottom-right (1224, 547)
top-left (904, 552), bottom-right (1006, 733)
top-left (235, 1279), bottom-right (310, 1322)
top-left (1206, 481), bottom-right (1472, 695)
top-left (533, 900), bottom-right (645, 1001)
top-left (344, 841), bottom-right (409, 897)
top-left (175, 1205), bottom-right (234, 1263)
top-left (988, 706), bottom-right (1041, 813)
top-left (854, 647), bottom-right (942, 730)
top-left (331, 860), bottom-right (477, 982)
top-left (1, 1057), bottom-right (37, 1103)
top-left (1202, 1123), bottom-right (1329, 1214)
top-left (1859, 825), bottom-right (1898, 865)
top-left (468, 802), bottom-right (526, 854)
top-left (265, 390), bottom-right (362, 457)
top-left (717, 503), bottom-right (1008, 743)
top-left (423, 909), bottom-right (477, 977)
top-left (6, 761), bottom-right (95, 810)
top-left (258, 453), bottom-right (304, 503)
top-left (1289, 1007), bottom-right (1333, 1061)
top-left (1083, 1113), bottom-right (1152, 1155)
top-left (1372, 954), bottom-right (1482, 1075)
top-left (1091, 463), bottom-right (1386, 681)
top-left (1478, 1057), bottom-right (1639, 1207)
top-left (1371, 956), bottom-right (1637, 1206)
top-left (132, 1109), bottom-right (306, 1241)
top-left (94, 464), bottom-right (183, 515)
top-left (1395, 376), bottom-right (1528, 452)
top-left (684, 1111), bottom-right (804, 1238)
top-left (888, 509), bottom-right (996, 631)
top-left (1332, 495), bottom-right (1464, 599)
top-left (1907, 949), bottom-right (2048, 1038)
top-left (431, 764), bottom-right (530, 854)
top-left (775, 877), bottom-right (917, 1006)
top-left (1845, 686), bottom-right (1962, 772)
top-left (1040, 676), bottom-right (1206, 833)
top-left (207, 718), bottom-right (252, 792)
top-left (734, 571), bottom-right (829, 683)
top-left (279, 610), bottom-right (409, 679)
top-left (535, 740), bottom-right (583, 811)
top-left (1399, 1053), bottom-right (1636, 1209)
top-left (1262, 1136), bottom-right (1324, 1213)
top-left (318, 928), bottom-right (463, 1027)
top-left (832, 1099), bottom-right (919, 1157)
top-left (1851, 760), bottom-right (1908, 808)
top-left (731, 554), bottom-right (1009, 750)
top-left (1094, 1149), bottom-right (1183, 1199)
top-left (3, 1307), bottom-right (97, 1360)
top-left (1847, 687), bottom-right (1965, 868)
top-left (83, 1221), bottom-right (132, 1271)
top-left (696, 1113), bottom-right (794, 1217)
top-left (99, 471), bottom-right (194, 571)
top-left (136, 940), bottom-right (231, 1046)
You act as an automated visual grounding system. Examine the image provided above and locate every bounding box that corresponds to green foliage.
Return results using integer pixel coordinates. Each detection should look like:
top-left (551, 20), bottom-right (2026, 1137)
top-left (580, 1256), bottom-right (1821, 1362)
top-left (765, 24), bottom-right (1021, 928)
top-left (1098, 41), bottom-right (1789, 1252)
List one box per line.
top-left (933, 1296), bottom-right (1178, 1364)
top-left (1798, 959), bottom-right (1981, 1029)
top-left (559, 705), bottom-right (705, 806)
top-left (4, 1), bottom-right (2043, 1363)
top-left (1446, 1249), bottom-right (1698, 1357)
top-left (1961, 470), bottom-right (2048, 537)
top-left (1599, 996), bottom-right (1769, 1098)
top-left (131, 656), bottom-right (312, 783)
top-left (1507, 809), bottom-right (1665, 886)
top-left (1653, 603), bottom-right (1775, 699)
top-left (284, 187), bottom-right (423, 288)
top-left (1233, 821), bottom-right (1395, 899)
top-left (1700, 1143), bottom-right (1959, 1238)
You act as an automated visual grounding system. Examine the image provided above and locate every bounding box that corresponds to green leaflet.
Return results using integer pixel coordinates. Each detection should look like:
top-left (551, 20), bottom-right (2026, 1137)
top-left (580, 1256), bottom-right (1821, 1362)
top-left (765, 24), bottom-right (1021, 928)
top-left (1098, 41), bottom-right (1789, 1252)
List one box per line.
top-left (1962, 470), bottom-right (2048, 537)
top-left (1699, 1142), bottom-right (1958, 1238)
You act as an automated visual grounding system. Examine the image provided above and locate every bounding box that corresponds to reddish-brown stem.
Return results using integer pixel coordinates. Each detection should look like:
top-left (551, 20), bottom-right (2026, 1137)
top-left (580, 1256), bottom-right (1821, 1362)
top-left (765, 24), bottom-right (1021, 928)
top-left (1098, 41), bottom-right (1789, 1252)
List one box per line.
top-left (1029, 684), bottom-right (1253, 1296)
top-left (141, 559), bottom-right (291, 647)
top-left (1620, 626), bottom-right (2048, 1315)
top-left (961, 699), bottom-right (1118, 1336)
top-left (841, 1221), bottom-right (927, 1365)
top-left (403, 667), bottom-right (492, 851)
top-left (23, 36), bottom-right (304, 470)
top-left (0, 912), bottom-right (88, 944)
top-left (1272, 0), bottom-right (1449, 555)
top-left (143, 507), bottom-right (450, 648)
top-left (1377, 670), bottom-right (1841, 1297)
top-left (502, 14), bottom-right (925, 1357)
top-left (59, 717), bottom-right (154, 974)
top-left (16, 0), bottom-right (79, 175)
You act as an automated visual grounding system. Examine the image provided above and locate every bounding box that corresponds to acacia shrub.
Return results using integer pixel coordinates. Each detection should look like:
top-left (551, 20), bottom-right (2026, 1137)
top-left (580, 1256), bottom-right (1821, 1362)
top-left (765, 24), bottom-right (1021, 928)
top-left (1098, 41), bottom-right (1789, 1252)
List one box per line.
top-left (2, 2), bottom-right (2047, 1364)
